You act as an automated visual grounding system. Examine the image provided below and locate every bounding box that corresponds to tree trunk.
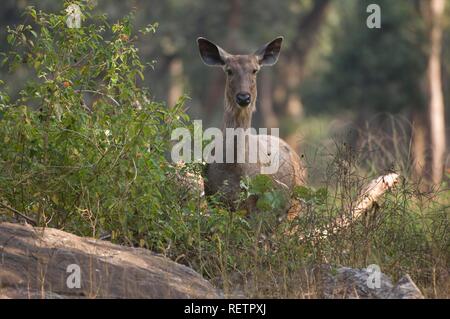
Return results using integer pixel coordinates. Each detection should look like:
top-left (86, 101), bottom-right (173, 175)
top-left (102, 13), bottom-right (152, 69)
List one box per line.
top-left (283, 62), bottom-right (304, 118)
top-left (167, 57), bottom-right (184, 108)
top-left (425, 0), bottom-right (447, 185)
top-left (202, 0), bottom-right (242, 125)
top-left (276, 0), bottom-right (331, 149)
top-left (259, 70), bottom-right (278, 128)
top-left (411, 110), bottom-right (429, 185)
top-left (280, 0), bottom-right (331, 119)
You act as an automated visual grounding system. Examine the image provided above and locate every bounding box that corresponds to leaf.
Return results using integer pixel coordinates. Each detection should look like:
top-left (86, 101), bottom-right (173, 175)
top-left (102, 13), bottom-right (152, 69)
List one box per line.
top-left (314, 187), bottom-right (328, 204)
top-left (136, 69), bottom-right (144, 81)
top-left (293, 185), bottom-right (313, 201)
top-left (249, 174), bottom-right (273, 195)
top-left (7, 34), bottom-right (14, 45)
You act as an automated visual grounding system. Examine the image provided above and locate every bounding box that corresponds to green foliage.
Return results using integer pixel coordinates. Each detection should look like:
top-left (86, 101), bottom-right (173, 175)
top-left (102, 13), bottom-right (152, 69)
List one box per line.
top-left (0, 2), bottom-right (193, 250)
top-left (303, 0), bottom-right (428, 115)
top-left (294, 185), bottom-right (328, 205)
top-left (245, 174), bottom-right (286, 212)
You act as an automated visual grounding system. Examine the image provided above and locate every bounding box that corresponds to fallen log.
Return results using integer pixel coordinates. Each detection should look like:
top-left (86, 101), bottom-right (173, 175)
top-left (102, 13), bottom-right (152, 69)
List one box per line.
top-left (292, 173), bottom-right (400, 241)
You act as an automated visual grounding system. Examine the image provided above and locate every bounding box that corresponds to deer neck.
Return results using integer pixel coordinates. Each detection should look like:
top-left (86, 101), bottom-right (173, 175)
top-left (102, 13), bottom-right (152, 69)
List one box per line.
top-left (221, 93), bottom-right (256, 169)
top-left (223, 91), bottom-right (255, 131)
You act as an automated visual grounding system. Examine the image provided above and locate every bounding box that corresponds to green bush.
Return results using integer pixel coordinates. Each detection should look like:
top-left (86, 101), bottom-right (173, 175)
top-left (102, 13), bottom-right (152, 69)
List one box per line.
top-left (0, 3), bottom-right (195, 249)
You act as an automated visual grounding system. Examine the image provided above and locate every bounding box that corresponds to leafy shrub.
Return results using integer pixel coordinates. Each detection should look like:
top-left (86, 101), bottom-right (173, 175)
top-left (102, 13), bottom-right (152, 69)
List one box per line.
top-left (0, 3), bottom-right (194, 250)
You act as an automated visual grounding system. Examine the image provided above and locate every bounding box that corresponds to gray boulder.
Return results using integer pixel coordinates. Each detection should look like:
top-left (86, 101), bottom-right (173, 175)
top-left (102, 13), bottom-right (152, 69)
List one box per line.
top-left (0, 222), bottom-right (220, 299)
top-left (322, 265), bottom-right (424, 299)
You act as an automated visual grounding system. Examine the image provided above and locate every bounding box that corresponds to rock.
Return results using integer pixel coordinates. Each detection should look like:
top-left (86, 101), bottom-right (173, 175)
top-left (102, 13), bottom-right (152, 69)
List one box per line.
top-left (322, 265), bottom-right (424, 299)
top-left (0, 222), bottom-right (220, 299)
top-left (388, 274), bottom-right (425, 299)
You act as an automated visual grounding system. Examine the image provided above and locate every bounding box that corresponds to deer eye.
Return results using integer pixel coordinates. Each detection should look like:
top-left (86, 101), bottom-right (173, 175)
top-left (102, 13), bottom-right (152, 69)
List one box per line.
top-left (226, 69), bottom-right (233, 76)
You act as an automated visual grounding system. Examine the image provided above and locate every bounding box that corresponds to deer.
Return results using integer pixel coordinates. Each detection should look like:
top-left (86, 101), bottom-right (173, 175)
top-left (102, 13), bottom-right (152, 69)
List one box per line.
top-left (197, 36), bottom-right (306, 220)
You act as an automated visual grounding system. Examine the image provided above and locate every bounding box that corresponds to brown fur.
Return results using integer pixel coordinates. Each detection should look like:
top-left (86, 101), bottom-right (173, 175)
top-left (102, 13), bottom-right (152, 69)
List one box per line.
top-left (198, 37), bottom-right (306, 216)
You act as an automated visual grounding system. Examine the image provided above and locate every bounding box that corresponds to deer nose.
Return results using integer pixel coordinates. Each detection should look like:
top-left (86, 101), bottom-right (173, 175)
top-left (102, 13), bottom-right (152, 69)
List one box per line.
top-left (236, 92), bottom-right (251, 107)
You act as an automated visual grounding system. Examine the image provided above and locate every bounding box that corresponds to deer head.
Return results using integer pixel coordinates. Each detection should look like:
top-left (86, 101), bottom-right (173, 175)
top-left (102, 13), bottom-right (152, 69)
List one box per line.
top-left (197, 36), bottom-right (283, 128)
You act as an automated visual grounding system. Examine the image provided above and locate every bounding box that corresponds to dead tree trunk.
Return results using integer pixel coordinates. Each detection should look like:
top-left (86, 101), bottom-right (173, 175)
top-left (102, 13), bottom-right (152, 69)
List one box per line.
top-left (288, 173), bottom-right (400, 242)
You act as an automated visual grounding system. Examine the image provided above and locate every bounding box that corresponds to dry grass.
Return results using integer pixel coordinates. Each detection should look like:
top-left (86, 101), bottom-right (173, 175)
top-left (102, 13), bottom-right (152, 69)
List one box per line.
top-left (191, 115), bottom-right (449, 299)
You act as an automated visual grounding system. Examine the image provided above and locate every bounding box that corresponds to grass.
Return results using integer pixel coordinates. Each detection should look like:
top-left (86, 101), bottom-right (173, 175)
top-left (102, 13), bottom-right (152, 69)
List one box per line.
top-left (169, 114), bottom-right (449, 299)
top-left (1, 109), bottom-right (447, 298)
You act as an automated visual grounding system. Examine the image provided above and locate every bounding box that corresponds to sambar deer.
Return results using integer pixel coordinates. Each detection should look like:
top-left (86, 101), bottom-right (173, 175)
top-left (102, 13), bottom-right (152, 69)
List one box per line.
top-left (197, 36), bottom-right (306, 219)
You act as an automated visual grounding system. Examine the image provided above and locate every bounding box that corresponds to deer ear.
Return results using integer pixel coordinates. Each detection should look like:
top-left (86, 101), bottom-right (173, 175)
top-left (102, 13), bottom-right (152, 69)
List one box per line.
top-left (255, 36), bottom-right (283, 66)
top-left (197, 37), bottom-right (229, 66)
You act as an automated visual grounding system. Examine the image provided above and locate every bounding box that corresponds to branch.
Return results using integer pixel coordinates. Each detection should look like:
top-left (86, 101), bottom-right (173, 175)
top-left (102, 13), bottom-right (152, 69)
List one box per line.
top-left (75, 89), bottom-right (121, 107)
top-left (0, 202), bottom-right (37, 226)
